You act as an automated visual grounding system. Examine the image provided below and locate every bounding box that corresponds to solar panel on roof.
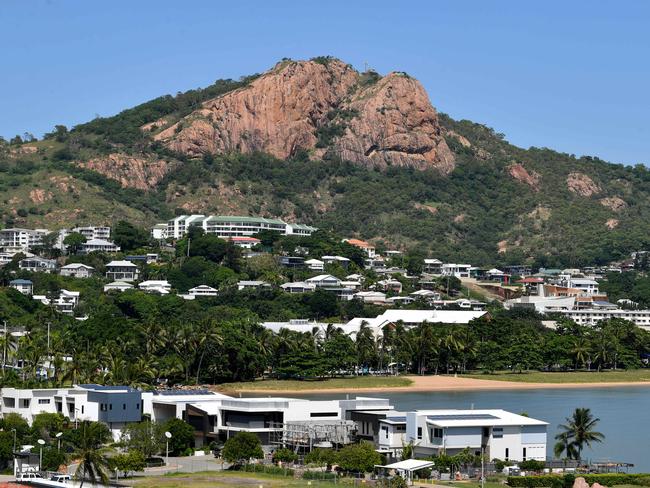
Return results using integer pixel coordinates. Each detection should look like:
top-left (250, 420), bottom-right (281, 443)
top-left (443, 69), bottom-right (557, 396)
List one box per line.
top-left (154, 389), bottom-right (211, 396)
top-left (427, 414), bottom-right (498, 421)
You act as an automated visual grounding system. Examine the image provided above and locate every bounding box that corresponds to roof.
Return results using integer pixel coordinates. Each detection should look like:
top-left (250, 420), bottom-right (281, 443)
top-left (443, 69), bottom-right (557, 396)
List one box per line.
top-left (305, 259), bottom-right (324, 264)
top-left (10, 279), bottom-right (32, 285)
top-left (571, 278), bottom-right (599, 285)
top-left (379, 459), bottom-right (435, 471)
top-left (345, 238), bottom-right (374, 248)
top-left (61, 263), bottom-right (95, 270)
top-left (84, 238), bottom-right (117, 246)
top-left (228, 236), bottom-right (260, 242)
top-left (419, 409), bottom-right (547, 427)
top-left (206, 215), bottom-right (286, 225)
top-left (106, 260), bottom-right (137, 267)
top-left (104, 281), bottom-right (134, 288)
top-left (306, 274), bottom-right (340, 282)
top-left (516, 277), bottom-right (544, 284)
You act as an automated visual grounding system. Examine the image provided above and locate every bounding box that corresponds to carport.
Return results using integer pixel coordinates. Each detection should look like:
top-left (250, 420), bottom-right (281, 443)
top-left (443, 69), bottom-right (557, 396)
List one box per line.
top-left (375, 459), bottom-right (435, 485)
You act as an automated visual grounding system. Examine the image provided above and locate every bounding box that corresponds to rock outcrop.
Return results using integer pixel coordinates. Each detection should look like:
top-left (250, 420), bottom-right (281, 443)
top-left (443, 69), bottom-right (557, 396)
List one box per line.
top-left (153, 59), bottom-right (454, 173)
top-left (509, 163), bottom-right (541, 190)
top-left (80, 154), bottom-right (172, 190)
top-left (567, 172), bottom-right (601, 197)
top-left (600, 196), bottom-right (627, 212)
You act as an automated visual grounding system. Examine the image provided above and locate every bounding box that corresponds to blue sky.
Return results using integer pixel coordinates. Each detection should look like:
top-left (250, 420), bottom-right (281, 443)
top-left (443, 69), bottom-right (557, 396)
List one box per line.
top-left (1, 0), bottom-right (648, 165)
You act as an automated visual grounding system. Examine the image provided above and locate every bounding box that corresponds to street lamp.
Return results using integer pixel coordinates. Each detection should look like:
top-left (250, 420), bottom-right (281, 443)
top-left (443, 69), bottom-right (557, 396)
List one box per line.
top-left (55, 432), bottom-right (63, 451)
top-left (37, 439), bottom-right (45, 472)
top-left (164, 431), bottom-right (172, 467)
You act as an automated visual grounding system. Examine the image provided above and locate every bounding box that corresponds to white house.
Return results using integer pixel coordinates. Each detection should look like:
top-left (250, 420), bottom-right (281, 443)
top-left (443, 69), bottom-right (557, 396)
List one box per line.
top-left (441, 264), bottom-right (472, 279)
top-left (305, 259), bottom-right (325, 271)
top-left (227, 236), bottom-right (261, 249)
top-left (103, 281), bottom-right (134, 292)
top-left (1, 385), bottom-right (143, 441)
top-left (138, 280), bottom-right (171, 295)
top-left (322, 255), bottom-right (351, 267)
top-left (423, 259), bottom-right (443, 274)
top-left (33, 289), bottom-right (80, 315)
top-left (60, 263), bottom-right (95, 278)
top-left (568, 278), bottom-right (600, 295)
top-left (562, 308), bottom-right (650, 330)
top-left (280, 281), bottom-right (316, 293)
top-left (9, 279), bottom-right (33, 295)
top-left (188, 285), bottom-right (219, 297)
top-left (354, 291), bottom-right (387, 304)
top-left (19, 256), bottom-right (57, 273)
top-left (344, 238), bottom-right (376, 258)
top-left (376, 279), bottom-right (403, 293)
top-left (305, 274), bottom-right (342, 288)
top-left (81, 238), bottom-right (120, 254)
top-left (237, 280), bottom-right (270, 291)
top-left (105, 260), bottom-right (139, 281)
top-left (73, 226), bottom-right (111, 241)
top-left (151, 223), bottom-right (168, 240)
top-left (405, 409), bottom-right (547, 461)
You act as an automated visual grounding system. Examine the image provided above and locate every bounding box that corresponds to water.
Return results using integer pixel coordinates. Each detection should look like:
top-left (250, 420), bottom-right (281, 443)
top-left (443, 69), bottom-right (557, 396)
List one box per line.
top-left (291, 386), bottom-right (650, 472)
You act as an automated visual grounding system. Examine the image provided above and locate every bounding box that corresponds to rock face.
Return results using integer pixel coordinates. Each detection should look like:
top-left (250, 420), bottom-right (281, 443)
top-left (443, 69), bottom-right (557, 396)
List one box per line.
top-left (509, 163), bottom-right (540, 190)
top-left (153, 59), bottom-right (454, 173)
top-left (80, 154), bottom-right (172, 190)
top-left (567, 172), bottom-right (601, 197)
top-left (600, 196), bottom-right (627, 212)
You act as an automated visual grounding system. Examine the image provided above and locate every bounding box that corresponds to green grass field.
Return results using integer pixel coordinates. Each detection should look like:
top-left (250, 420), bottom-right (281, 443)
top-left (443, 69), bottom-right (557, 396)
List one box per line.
top-left (132, 471), bottom-right (354, 487)
top-left (217, 376), bottom-right (413, 392)
top-left (463, 370), bottom-right (650, 384)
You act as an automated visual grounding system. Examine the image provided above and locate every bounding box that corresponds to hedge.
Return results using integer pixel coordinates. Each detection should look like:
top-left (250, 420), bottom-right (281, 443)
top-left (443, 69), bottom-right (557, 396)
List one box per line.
top-left (235, 464), bottom-right (295, 476)
top-left (508, 474), bottom-right (650, 488)
top-left (303, 471), bottom-right (338, 480)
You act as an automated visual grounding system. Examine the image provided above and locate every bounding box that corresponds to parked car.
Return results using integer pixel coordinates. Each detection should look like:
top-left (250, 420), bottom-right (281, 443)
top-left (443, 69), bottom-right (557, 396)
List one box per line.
top-left (51, 474), bottom-right (72, 482)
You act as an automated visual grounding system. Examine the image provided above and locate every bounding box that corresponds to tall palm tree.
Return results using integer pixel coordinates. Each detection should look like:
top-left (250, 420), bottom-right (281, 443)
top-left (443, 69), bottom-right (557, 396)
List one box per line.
top-left (572, 337), bottom-right (589, 370)
top-left (73, 421), bottom-right (112, 487)
top-left (555, 408), bottom-right (605, 460)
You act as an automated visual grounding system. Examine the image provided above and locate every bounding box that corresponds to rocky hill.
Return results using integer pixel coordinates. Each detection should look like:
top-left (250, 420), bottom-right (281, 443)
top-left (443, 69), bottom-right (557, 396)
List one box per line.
top-left (2, 56), bottom-right (650, 267)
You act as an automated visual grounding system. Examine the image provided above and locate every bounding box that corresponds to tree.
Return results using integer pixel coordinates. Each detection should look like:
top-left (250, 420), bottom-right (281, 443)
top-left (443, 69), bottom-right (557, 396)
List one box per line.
top-left (112, 221), bottom-right (149, 251)
top-left (554, 408), bottom-right (604, 460)
top-left (1, 412), bottom-right (30, 441)
top-left (272, 447), bottom-right (298, 464)
top-left (221, 432), bottom-right (263, 465)
top-left (31, 412), bottom-right (66, 439)
top-left (120, 421), bottom-right (164, 458)
top-left (163, 418), bottom-right (195, 455)
top-left (109, 450), bottom-right (146, 477)
top-left (63, 232), bottom-right (87, 255)
top-left (304, 447), bottom-right (337, 471)
top-left (336, 441), bottom-right (382, 474)
top-left (72, 421), bottom-right (112, 488)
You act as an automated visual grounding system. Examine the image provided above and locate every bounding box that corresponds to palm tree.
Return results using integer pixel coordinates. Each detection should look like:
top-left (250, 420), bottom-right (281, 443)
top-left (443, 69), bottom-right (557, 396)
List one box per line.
top-left (73, 421), bottom-right (112, 487)
top-left (571, 337), bottom-right (589, 370)
top-left (555, 408), bottom-right (605, 460)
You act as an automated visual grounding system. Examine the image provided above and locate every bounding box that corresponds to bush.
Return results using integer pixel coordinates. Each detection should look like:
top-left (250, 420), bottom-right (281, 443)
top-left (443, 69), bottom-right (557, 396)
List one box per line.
top-left (272, 448), bottom-right (298, 464)
top-left (234, 464), bottom-right (294, 476)
top-left (303, 471), bottom-right (337, 480)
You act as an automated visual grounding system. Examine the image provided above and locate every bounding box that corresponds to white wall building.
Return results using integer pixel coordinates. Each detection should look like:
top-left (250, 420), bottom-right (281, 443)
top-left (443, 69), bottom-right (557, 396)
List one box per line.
top-left (19, 257), bottom-right (57, 273)
top-left (81, 238), bottom-right (120, 254)
top-left (9, 279), bottom-right (33, 295)
top-left (163, 215), bottom-right (316, 240)
top-left (405, 409), bottom-right (547, 461)
top-left (305, 259), bottom-right (325, 271)
top-left (562, 308), bottom-right (650, 330)
top-left (60, 263), bottom-right (95, 278)
top-left (138, 280), bottom-right (172, 295)
top-left (33, 289), bottom-right (80, 315)
top-left (441, 264), bottom-right (472, 279)
top-left (105, 261), bottom-right (139, 281)
top-left (0, 228), bottom-right (49, 252)
top-left (188, 285), bottom-right (218, 297)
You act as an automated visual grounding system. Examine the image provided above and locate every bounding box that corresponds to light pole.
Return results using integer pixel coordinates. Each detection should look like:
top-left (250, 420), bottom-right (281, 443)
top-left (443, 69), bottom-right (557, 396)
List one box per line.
top-left (11, 428), bottom-right (17, 472)
top-left (55, 432), bottom-right (63, 451)
top-left (164, 431), bottom-right (172, 467)
top-left (37, 439), bottom-right (45, 472)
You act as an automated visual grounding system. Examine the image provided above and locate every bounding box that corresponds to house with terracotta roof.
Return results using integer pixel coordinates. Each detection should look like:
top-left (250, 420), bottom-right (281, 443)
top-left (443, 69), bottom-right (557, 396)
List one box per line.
top-left (343, 238), bottom-right (376, 258)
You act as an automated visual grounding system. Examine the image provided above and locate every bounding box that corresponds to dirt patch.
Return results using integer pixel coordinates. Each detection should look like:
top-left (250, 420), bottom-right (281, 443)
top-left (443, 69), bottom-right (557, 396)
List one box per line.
top-left (453, 213), bottom-right (466, 223)
top-left (497, 240), bottom-right (508, 253)
top-left (600, 196), bottom-right (627, 212)
top-left (508, 163), bottom-right (540, 191)
top-left (414, 202), bottom-right (438, 214)
top-left (605, 218), bottom-right (619, 229)
top-left (29, 188), bottom-right (53, 204)
top-left (567, 172), bottom-right (600, 197)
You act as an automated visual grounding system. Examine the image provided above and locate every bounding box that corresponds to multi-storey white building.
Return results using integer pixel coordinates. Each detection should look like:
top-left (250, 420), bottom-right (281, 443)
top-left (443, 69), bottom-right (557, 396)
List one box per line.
top-left (162, 215), bottom-right (316, 240)
top-left (9, 279), bottom-right (33, 295)
top-left (73, 226), bottom-right (111, 241)
top-left (567, 278), bottom-right (600, 295)
top-left (60, 263), bottom-right (95, 278)
top-left (562, 308), bottom-right (650, 330)
top-left (81, 238), bottom-right (120, 254)
top-left (105, 260), bottom-right (139, 281)
top-left (405, 409), bottom-right (547, 461)
top-left (441, 263), bottom-right (472, 279)
top-left (0, 228), bottom-right (49, 252)
top-left (1, 385), bottom-right (143, 440)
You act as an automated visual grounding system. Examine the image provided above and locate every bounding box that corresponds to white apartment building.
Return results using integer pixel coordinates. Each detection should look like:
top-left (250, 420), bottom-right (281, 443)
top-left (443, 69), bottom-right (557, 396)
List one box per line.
top-left (441, 264), bottom-right (472, 279)
top-left (405, 409), bottom-right (547, 461)
top-left (562, 308), bottom-right (650, 330)
top-left (73, 226), bottom-right (111, 240)
top-left (33, 289), bottom-right (80, 315)
top-left (0, 228), bottom-right (49, 252)
top-left (105, 260), bottom-right (139, 281)
top-left (567, 278), bottom-right (600, 295)
top-left (60, 263), bottom-right (95, 278)
top-left (19, 256), bottom-right (57, 273)
top-left (81, 238), bottom-right (120, 254)
top-left (163, 215), bottom-right (317, 240)
top-left (305, 274), bottom-right (342, 288)
top-left (1, 385), bottom-right (143, 440)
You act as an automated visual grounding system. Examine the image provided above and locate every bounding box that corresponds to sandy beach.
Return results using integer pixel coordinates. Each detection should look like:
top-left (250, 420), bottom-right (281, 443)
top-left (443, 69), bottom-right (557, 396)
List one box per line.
top-left (223, 375), bottom-right (650, 395)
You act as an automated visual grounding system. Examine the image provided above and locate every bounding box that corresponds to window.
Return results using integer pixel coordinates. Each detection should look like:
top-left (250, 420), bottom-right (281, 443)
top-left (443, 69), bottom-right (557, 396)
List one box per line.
top-left (505, 448), bottom-right (509, 460)
top-left (123, 403), bottom-right (126, 410)
top-left (19, 399), bottom-right (30, 408)
top-left (81, 405), bottom-right (84, 414)
top-left (310, 412), bottom-right (338, 418)
top-left (493, 427), bottom-right (503, 439)
top-left (4, 398), bottom-right (15, 408)
top-left (38, 399), bottom-right (51, 404)
top-left (433, 428), bottom-right (443, 439)
top-left (523, 447), bottom-right (527, 461)
top-left (100, 404), bottom-right (107, 412)
top-left (417, 427), bottom-right (422, 440)
top-left (109, 404), bottom-right (112, 410)
top-left (382, 426), bottom-right (389, 439)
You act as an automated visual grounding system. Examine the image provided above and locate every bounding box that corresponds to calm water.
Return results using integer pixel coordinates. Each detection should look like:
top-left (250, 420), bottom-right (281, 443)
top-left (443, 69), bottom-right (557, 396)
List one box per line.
top-left (287, 387), bottom-right (650, 472)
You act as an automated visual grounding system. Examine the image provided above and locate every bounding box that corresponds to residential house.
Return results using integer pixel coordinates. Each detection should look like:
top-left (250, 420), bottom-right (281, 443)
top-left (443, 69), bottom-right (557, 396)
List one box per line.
top-left (280, 281), bottom-right (316, 293)
top-left (138, 280), bottom-right (172, 295)
top-left (441, 264), bottom-right (471, 279)
top-left (19, 256), bottom-right (57, 273)
top-left (151, 223), bottom-right (168, 240)
top-left (304, 259), bottom-right (325, 272)
top-left (376, 279), bottom-right (403, 293)
top-left (278, 256), bottom-right (305, 268)
top-left (227, 236), bottom-right (261, 249)
top-left (305, 274), bottom-right (342, 288)
top-left (354, 291), bottom-right (387, 304)
top-left (322, 255), bottom-right (351, 268)
top-left (344, 238), bottom-right (376, 258)
top-left (33, 289), bottom-right (80, 315)
top-left (125, 254), bottom-right (159, 265)
top-left (81, 238), bottom-right (120, 254)
top-left (423, 259), bottom-right (443, 275)
top-left (9, 279), bottom-right (33, 295)
top-left (60, 263), bottom-right (95, 278)
top-left (105, 261), bottom-right (139, 281)
top-left (237, 280), bottom-right (271, 291)
top-left (188, 285), bottom-right (219, 297)
top-left (103, 281), bottom-right (134, 292)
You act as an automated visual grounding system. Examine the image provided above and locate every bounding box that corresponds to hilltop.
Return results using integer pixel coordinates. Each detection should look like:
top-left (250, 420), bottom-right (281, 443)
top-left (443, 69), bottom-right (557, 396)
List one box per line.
top-left (2, 56), bottom-right (650, 267)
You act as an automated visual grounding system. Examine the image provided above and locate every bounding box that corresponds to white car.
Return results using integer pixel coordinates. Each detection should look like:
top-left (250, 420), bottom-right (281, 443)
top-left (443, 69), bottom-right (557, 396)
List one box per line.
top-left (51, 474), bottom-right (72, 482)
top-left (16, 472), bottom-right (44, 480)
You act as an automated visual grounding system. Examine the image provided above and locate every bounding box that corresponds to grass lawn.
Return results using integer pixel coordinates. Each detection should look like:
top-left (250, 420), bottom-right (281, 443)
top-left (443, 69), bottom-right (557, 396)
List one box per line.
top-left (462, 370), bottom-right (650, 384)
top-left (131, 471), bottom-right (354, 487)
top-left (434, 481), bottom-right (505, 488)
top-left (216, 376), bottom-right (413, 392)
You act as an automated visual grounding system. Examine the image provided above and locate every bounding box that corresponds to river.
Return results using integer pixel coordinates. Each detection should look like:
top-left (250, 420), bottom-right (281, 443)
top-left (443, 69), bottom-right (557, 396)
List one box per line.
top-left (292, 386), bottom-right (650, 472)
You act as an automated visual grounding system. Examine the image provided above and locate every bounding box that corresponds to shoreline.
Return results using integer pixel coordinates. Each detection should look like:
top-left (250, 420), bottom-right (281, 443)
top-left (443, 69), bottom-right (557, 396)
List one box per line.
top-left (216, 375), bottom-right (650, 395)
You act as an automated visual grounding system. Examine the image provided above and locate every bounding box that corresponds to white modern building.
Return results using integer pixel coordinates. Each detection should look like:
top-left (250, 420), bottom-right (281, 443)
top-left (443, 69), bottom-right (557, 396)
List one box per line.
top-left (163, 215), bottom-right (316, 240)
top-left (567, 278), bottom-right (600, 295)
top-left (1, 385), bottom-right (143, 440)
top-left (0, 228), bottom-right (49, 252)
top-left (103, 281), bottom-right (134, 292)
top-left (105, 260), bottom-right (139, 281)
top-left (305, 274), bottom-right (342, 288)
top-left (60, 263), bottom-right (95, 278)
top-left (305, 259), bottom-right (325, 271)
top-left (562, 308), bottom-right (650, 330)
top-left (280, 281), bottom-right (316, 293)
top-left (73, 226), bottom-right (111, 241)
top-left (188, 285), bottom-right (219, 297)
top-left (138, 280), bottom-right (172, 295)
top-left (405, 409), bottom-right (547, 461)
top-left (151, 223), bottom-right (168, 240)
top-left (423, 259), bottom-right (443, 274)
top-left (33, 289), bottom-right (80, 315)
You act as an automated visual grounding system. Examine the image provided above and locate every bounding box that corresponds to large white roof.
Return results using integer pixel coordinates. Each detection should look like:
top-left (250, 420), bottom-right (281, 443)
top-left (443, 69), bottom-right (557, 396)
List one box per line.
top-left (420, 409), bottom-right (547, 427)
top-left (106, 260), bottom-right (137, 267)
top-left (379, 459), bottom-right (435, 471)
